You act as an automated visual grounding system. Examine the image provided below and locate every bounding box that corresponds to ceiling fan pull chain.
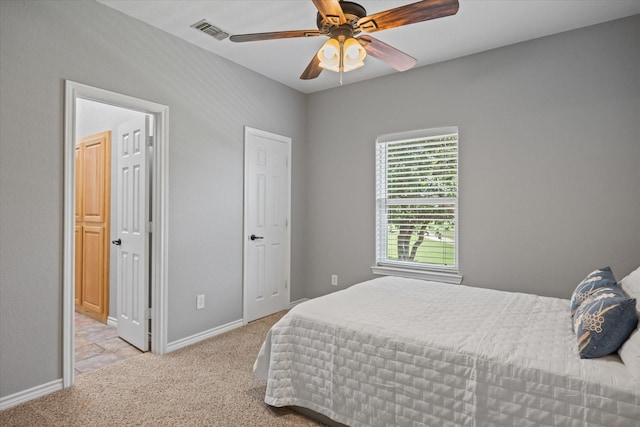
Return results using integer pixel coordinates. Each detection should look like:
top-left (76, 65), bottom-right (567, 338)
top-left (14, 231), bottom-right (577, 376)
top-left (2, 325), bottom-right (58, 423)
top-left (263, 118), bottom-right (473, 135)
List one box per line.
top-left (339, 37), bottom-right (344, 85)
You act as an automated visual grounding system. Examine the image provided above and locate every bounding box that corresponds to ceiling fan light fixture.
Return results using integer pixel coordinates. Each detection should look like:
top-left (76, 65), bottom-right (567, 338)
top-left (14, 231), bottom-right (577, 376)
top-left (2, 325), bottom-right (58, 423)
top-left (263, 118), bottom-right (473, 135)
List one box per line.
top-left (317, 38), bottom-right (340, 70)
top-left (317, 36), bottom-right (366, 73)
top-left (343, 37), bottom-right (366, 71)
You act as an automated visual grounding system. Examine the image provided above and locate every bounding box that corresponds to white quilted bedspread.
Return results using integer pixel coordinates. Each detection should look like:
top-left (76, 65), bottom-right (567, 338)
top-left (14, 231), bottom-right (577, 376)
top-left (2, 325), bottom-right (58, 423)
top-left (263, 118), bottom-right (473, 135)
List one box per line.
top-left (254, 276), bottom-right (640, 427)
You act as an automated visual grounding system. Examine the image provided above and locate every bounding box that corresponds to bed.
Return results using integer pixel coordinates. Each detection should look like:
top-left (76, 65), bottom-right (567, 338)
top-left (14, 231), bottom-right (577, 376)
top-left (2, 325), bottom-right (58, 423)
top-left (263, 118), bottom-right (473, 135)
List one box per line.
top-left (254, 275), bottom-right (640, 427)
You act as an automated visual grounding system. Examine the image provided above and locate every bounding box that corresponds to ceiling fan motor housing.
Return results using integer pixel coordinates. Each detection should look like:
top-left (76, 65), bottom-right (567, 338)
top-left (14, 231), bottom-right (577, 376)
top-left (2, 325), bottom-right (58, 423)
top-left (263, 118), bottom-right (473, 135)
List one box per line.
top-left (316, 1), bottom-right (367, 35)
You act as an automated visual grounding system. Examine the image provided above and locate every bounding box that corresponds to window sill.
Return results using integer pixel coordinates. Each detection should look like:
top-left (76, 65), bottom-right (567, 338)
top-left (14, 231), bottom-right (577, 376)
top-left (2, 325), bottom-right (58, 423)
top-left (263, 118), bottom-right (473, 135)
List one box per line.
top-left (371, 265), bottom-right (463, 285)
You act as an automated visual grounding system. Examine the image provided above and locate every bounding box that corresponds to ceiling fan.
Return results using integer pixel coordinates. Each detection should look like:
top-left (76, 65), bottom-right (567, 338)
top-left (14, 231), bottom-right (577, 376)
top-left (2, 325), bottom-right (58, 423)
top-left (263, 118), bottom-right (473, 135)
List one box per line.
top-left (229, 0), bottom-right (460, 82)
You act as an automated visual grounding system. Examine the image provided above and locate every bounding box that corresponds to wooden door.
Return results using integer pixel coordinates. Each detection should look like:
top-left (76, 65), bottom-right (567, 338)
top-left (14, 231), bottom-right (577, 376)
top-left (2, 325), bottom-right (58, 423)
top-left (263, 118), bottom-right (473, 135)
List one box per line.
top-left (74, 225), bottom-right (83, 307)
top-left (75, 131), bottom-right (111, 323)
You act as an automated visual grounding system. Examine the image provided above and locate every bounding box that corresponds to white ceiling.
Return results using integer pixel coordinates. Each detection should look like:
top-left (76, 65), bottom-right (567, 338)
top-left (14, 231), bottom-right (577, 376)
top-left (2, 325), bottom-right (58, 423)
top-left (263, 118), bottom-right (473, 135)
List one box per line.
top-left (98, 0), bottom-right (640, 94)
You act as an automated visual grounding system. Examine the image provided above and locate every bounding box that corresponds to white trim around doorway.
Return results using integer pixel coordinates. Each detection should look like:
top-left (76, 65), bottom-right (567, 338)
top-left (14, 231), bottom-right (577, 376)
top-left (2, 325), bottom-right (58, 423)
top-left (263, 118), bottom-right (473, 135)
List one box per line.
top-left (63, 81), bottom-right (170, 388)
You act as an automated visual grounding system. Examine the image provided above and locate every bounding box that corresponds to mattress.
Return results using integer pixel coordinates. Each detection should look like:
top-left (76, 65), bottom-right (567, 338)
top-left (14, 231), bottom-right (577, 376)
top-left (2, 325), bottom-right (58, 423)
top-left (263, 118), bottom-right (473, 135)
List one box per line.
top-left (254, 276), bottom-right (640, 427)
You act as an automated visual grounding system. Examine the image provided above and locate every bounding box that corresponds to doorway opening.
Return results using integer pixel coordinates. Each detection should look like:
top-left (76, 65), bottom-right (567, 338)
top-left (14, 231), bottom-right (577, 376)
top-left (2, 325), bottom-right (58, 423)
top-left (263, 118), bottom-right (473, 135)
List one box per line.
top-left (73, 100), bottom-right (148, 373)
top-left (63, 81), bottom-right (169, 388)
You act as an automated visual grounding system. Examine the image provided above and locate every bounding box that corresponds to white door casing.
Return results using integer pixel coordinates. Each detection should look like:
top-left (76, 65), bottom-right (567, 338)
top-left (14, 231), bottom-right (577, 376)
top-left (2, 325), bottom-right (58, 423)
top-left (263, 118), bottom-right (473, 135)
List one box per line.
top-left (115, 117), bottom-right (150, 351)
top-left (64, 80), bottom-right (169, 389)
top-left (243, 127), bottom-right (291, 323)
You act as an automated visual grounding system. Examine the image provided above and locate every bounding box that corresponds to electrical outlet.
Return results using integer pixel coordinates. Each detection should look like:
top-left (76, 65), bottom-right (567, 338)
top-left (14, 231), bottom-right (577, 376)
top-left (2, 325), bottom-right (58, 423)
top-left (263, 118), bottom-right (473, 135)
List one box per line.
top-left (331, 275), bottom-right (338, 286)
top-left (196, 294), bottom-right (205, 310)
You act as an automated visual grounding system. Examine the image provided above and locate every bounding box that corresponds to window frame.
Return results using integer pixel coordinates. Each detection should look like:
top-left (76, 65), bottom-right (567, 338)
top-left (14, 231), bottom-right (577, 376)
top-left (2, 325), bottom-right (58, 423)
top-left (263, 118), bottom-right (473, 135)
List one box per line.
top-left (372, 126), bottom-right (462, 284)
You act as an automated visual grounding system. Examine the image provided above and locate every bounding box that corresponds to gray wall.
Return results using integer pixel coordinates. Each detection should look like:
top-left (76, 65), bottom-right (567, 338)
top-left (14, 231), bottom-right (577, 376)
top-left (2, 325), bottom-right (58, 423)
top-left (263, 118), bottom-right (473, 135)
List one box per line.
top-left (0, 0), bottom-right (308, 398)
top-left (304, 15), bottom-right (640, 299)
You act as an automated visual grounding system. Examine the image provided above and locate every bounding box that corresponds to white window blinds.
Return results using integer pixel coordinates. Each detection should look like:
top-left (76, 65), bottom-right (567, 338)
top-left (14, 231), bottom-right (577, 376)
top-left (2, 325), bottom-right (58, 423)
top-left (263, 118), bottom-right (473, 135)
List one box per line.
top-left (376, 128), bottom-right (458, 271)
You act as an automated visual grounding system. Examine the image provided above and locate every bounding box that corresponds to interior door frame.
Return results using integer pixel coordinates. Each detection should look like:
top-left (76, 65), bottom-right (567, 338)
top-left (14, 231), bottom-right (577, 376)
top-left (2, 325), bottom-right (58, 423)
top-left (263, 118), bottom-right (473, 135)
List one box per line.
top-left (63, 80), bottom-right (170, 388)
top-left (242, 126), bottom-right (291, 324)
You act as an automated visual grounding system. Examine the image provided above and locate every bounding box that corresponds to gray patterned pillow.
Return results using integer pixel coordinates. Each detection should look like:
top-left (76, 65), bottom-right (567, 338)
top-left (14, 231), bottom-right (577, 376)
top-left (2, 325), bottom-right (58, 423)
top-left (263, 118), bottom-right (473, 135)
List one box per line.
top-left (574, 286), bottom-right (638, 359)
top-left (570, 267), bottom-right (617, 318)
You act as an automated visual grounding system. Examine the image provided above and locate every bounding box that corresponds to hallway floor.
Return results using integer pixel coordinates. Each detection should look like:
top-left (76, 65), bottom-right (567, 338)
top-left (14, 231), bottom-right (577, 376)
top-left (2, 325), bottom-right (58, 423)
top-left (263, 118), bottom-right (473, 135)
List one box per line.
top-left (75, 312), bottom-right (143, 375)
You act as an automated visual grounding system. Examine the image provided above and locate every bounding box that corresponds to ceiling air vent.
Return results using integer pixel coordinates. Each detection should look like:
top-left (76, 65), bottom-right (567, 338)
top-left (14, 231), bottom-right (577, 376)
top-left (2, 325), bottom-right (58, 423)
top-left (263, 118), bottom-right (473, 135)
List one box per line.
top-left (191, 19), bottom-right (229, 41)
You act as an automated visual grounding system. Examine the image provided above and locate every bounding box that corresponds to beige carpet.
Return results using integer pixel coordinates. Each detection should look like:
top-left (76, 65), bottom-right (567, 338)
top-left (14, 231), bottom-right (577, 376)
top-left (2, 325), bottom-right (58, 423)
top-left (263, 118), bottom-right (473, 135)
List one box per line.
top-left (1, 311), bottom-right (323, 426)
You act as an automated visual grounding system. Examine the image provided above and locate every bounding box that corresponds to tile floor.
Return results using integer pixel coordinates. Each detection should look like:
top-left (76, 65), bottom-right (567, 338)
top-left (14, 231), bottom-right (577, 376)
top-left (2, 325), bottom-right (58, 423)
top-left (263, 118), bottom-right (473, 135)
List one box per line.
top-left (74, 312), bottom-right (143, 375)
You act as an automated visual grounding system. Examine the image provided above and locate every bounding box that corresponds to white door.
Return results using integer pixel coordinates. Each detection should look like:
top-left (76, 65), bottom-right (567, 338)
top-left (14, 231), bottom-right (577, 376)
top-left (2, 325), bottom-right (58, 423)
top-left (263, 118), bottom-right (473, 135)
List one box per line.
top-left (115, 117), bottom-right (150, 351)
top-left (244, 127), bottom-right (291, 323)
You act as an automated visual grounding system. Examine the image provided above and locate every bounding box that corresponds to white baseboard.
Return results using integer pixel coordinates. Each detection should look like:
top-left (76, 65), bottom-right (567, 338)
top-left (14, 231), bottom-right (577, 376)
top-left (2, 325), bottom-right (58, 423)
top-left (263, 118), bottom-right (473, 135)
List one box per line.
top-left (0, 379), bottom-right (63, 411)
top-left (166, 319), bottom-right (244, 353)
top-left (289, 298), bottom-right (309, 309)
top-left (106, 316), bottom-right (118, 327)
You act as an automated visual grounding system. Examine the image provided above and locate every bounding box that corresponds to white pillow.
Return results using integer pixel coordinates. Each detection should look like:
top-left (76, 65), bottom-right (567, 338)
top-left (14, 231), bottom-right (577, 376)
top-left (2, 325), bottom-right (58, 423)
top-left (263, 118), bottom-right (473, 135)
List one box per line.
top-left (620, 266), bottom-right (640, 300)
top-left (618, 330), bottom-right (640, 379)
top-left (618, 266), bottom-right (640, 379)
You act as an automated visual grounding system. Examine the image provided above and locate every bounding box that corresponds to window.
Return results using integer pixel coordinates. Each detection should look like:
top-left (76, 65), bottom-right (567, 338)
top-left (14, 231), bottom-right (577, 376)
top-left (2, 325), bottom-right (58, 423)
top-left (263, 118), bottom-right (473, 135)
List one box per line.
top-left (373, 127), bottom-right (461, 283)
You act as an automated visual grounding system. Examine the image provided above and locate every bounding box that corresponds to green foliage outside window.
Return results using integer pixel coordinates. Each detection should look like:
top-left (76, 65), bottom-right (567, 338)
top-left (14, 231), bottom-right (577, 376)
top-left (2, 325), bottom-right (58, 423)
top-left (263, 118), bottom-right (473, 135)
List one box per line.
top-left (383, 135), bottom-right (457, 266)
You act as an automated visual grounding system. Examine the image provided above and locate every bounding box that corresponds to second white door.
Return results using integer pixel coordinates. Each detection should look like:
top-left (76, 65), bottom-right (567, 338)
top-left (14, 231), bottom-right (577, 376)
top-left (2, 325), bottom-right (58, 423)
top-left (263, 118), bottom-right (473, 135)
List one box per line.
top-left (244, 127), bottom-right (291, 323)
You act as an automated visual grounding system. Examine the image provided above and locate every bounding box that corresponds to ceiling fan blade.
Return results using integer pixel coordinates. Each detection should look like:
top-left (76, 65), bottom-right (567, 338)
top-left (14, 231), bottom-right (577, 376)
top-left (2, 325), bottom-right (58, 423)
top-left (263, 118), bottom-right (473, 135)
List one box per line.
top-left (230, 30), bottom-right (324, 43)
top-left (358, 35), bottom-right (417, 72)
top-left (356, 0), bottom-right (459, 33)
top-left (300, 50), bottom-right (324, 80)
top-left (311, 0), bottom-right (346, 25)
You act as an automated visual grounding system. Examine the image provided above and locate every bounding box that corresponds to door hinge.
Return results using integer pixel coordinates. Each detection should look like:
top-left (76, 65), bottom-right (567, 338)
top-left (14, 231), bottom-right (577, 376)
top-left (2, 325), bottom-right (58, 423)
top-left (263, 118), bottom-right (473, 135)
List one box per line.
top-left (146, 222), bottom-right (153, 233)
top-left (286, 157), bottom-right (289, 168)
top-left (145, 308), bottom-right (152, 320)
top-left (285, 218), bottom-right (288, 228)
top-left (147, 136), bottom-right (153, 147)
top-left (284, 279), bottom-right (288, 289)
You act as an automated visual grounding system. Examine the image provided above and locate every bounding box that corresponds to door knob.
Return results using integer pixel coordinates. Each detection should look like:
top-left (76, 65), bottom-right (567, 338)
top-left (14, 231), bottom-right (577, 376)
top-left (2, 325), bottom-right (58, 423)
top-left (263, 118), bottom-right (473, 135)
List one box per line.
top-left (250, 234), bottom-right (264, 241)
top-left (112, 238), bottom-right (122, 246)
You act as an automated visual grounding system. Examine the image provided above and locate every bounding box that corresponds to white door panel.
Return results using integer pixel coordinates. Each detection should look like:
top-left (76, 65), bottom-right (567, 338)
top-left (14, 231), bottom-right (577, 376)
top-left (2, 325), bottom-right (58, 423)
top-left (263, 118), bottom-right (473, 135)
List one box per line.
top-left (116, 116), bottom-right (149, 351)
top-left (244, 127), bottom-right (291, 323)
